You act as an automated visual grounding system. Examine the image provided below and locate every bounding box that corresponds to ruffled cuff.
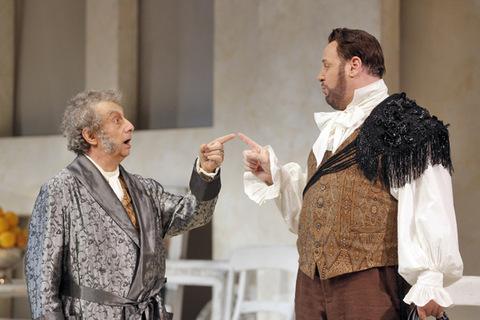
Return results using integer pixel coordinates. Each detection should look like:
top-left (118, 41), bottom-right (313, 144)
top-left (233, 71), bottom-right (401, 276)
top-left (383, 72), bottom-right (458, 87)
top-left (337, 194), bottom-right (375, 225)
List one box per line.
top-left (195, 157), bottom-right (219, 181)
top-left (403, 270), bottom-right (454, 307)
top-left (243, 145), bottom-right (283, 205)
top-left (244, 172), bottom-right (279, 205)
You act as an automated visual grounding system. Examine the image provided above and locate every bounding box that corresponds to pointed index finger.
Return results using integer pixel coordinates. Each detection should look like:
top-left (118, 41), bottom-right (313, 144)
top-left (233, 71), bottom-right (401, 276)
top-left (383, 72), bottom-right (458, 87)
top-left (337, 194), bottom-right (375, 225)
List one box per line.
top-left (238, 132), bottom-right (261, 150)
top-left (215, 133), bottom-right (236, 144)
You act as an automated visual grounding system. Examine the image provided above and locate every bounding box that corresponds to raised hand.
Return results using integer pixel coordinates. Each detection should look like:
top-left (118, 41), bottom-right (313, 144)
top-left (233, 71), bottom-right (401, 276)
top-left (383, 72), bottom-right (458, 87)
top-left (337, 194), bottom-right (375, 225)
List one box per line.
top-left (238, 133), bottom-right (273, 185)
top-left (198, 133), bottom-right (236, 173)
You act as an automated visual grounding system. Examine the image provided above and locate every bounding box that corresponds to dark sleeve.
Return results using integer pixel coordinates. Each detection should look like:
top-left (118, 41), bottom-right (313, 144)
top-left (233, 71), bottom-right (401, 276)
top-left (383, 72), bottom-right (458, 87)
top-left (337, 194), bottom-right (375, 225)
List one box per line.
top-left (189, 162), bottom-right (221, 201)
top-left (152, 161), bottom-right (221, 238)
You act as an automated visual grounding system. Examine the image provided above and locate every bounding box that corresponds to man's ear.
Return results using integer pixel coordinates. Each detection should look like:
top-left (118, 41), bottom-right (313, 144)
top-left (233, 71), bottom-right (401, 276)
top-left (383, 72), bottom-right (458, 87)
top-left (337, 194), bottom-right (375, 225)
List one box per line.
top-left (348, 56), bottom-right (362, 77)
top-left (82, 128), bottom-right (98, 146)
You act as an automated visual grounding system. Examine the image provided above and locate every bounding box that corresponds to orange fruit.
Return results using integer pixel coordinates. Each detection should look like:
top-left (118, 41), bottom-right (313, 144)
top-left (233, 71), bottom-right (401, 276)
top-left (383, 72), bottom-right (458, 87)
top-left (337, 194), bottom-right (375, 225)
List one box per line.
top-left (4, 211), bottom-right (18, 228)
top-left (0, 217), bottom-right (10, 233)
top-left (0, 231), bottom-right (16, 248)
top-left (16, 234), bottom-right (27, 249)
top-left (11, 226), bottom-right (21, 235)
top-left (21, 229), bottom-right (28, 239)
top-left (0, 206), bottom-right (4, 217)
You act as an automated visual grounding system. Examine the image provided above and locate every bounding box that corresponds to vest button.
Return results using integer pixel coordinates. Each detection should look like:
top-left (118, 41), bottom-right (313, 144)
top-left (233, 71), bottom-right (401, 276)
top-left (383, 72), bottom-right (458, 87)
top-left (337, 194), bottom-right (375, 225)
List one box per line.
top-left (316, 224), bottom-right (321, 229)
top-left (317, 203), bottom-right (323, 208)
top-left (321, 186), bottom-right (326, 191)
top-left (315, 243), bottom-right (320, 248)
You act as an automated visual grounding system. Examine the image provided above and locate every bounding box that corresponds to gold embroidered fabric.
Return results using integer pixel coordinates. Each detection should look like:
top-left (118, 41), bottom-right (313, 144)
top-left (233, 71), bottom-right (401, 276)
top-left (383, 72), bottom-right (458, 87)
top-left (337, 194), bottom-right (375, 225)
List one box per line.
top-left (298, 131), bottom-right (398, 280)
top-left (119, 176), bottom-right (139, 230)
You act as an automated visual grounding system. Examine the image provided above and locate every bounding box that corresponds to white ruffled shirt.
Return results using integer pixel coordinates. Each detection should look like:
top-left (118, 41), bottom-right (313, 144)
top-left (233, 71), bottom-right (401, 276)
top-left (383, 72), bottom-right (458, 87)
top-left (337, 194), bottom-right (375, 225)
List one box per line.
top-left (243, 79), bottom-right (463, 307)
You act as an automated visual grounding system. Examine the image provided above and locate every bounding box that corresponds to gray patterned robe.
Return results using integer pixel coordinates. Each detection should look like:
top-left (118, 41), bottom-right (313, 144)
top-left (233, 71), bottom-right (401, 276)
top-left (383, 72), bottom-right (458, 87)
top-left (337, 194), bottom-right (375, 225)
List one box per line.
top-left (25, 154), bottom-right (220, 320)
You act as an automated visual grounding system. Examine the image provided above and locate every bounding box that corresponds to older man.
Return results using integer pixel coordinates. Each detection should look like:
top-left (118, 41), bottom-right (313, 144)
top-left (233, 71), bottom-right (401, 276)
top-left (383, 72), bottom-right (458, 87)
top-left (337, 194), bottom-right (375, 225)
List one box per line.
top-left (240, 28), bottom-right (462, 320)
top-left (25, 89), bottom-right (235, 320)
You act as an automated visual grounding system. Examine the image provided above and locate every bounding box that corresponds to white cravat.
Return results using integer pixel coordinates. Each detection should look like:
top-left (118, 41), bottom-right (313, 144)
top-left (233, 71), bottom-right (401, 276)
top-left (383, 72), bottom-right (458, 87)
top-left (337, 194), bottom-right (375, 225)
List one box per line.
top-left (84, 154), bottom-right (124, 201)
top-left (312, 79), bottom-right (389, 164)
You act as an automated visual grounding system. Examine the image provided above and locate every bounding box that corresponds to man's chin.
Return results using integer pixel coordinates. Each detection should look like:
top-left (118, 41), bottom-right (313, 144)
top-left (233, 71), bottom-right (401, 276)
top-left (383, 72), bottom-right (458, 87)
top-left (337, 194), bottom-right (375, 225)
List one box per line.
top-left (325, 96), bottom-right (335, 109)
top-left (120, 148), bottom-right (131, 159)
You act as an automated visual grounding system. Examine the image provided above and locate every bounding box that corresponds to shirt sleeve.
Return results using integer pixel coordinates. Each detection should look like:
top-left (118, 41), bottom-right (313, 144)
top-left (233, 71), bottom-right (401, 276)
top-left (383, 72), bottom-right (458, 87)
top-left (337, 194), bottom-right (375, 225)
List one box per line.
top-left (243, 145), bottom-right (307, 234)
top-left (394, 164), bottom-right (463, 307)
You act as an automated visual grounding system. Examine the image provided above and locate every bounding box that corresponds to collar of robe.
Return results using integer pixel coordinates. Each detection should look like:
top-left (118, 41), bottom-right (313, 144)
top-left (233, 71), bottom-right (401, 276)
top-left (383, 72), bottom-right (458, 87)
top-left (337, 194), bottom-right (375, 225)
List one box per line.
top-left (67, 154), bottom-right (161, 301)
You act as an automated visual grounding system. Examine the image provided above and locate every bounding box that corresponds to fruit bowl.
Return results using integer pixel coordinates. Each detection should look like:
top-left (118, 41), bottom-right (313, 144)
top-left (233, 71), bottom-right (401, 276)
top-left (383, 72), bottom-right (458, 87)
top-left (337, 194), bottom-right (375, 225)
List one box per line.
top-left (0, 208), bottom-right (28, 283)
top-left (0, 247), bottom-right (24, 270)
top-left (0, 247), bottom-right (25, 284)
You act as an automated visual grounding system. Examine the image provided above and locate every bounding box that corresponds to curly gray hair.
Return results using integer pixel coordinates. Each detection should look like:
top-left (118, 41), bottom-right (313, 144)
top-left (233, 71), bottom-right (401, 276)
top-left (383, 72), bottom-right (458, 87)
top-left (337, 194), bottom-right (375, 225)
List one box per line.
top-left (61, 89), bottom-right (123, 154)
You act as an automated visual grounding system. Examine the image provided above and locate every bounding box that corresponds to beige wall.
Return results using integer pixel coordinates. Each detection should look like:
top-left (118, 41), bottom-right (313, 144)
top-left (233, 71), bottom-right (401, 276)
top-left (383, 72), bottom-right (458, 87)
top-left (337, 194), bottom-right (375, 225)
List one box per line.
top-left (401, 1), bottom-right (480, 317)
top-left (212, 0), bottom-right (399, 259)
top-left (14, 0), bottom-right (85, 136)
top-left (401, 0), bottom-right (480, 276)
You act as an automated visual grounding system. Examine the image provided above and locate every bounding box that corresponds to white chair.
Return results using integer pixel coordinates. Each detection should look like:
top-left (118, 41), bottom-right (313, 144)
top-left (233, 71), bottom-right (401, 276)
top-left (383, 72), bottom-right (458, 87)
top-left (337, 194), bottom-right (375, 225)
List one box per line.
top-left (226, 245), bottom-right (299, 320)
top-left (165, 259), bottom-right (231, 320)
top-left (163, 187), bottom-right (189, 319)
top-left (163, 232), bottom-right (189, 318)
top-left (445, 276), bottom-right (480, 306)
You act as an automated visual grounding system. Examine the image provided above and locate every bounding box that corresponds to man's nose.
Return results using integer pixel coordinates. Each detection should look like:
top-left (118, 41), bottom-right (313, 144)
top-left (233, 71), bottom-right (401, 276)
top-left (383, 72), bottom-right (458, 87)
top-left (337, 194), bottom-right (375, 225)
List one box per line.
top-left (317, 71), bottom-right (325, 82)
top-left (125, 119), bottom-right (135, 132)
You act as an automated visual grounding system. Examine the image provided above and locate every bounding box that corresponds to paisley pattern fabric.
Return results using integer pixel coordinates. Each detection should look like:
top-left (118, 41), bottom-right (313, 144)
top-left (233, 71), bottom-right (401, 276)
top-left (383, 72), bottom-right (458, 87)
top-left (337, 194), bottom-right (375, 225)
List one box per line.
top-left (298, 132), bottom-right (398, 280)
top-left (25, 154), bottom-right (220, 320)
top-left (119, 176), bottom-right (139, 229)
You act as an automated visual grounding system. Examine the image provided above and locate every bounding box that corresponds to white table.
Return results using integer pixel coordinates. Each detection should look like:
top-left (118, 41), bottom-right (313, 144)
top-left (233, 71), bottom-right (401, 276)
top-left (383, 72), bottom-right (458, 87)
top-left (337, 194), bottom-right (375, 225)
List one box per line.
top-left (0, 279), bottom-right (27, 298)
top-left (165, 259), bottom-right (232, 320)
top-left (0, 279), bottom-right (28, 319)
top-left (0, 262), bottom-right (234, 320)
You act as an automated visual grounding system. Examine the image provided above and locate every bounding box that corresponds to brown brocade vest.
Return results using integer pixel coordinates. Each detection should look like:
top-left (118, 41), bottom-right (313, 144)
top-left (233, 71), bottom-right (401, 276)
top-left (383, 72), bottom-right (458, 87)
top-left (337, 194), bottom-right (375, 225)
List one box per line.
top-left (297, 130), bottom-right (398, 280)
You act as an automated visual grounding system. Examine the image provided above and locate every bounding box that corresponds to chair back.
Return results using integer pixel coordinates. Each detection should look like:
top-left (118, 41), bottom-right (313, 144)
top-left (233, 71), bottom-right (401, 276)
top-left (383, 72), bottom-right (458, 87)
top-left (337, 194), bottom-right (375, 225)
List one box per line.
top-left (227, 245), bottom-right (298, 320)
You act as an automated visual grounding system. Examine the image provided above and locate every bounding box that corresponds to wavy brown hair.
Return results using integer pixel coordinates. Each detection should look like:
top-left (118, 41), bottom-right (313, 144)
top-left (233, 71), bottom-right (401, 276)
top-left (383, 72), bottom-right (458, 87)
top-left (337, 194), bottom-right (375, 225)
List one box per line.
top-left (328, 28), bottom-right (385, 78)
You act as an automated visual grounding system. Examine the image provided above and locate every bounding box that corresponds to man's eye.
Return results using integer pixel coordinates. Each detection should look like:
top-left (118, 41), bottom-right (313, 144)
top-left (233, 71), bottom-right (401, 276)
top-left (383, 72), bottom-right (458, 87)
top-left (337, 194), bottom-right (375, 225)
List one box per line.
top-left (113, 118), bottom-right (119, 124)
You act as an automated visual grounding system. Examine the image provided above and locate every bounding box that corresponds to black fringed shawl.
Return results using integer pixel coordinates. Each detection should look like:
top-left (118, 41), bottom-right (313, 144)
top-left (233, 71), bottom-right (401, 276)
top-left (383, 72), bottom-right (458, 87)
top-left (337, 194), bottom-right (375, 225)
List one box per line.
top-left (303, 93), bottom-right (453, 198)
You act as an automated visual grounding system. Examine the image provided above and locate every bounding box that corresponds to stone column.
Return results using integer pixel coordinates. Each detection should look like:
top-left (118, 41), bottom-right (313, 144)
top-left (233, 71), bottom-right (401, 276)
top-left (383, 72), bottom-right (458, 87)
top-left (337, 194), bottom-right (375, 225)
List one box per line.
top-left (0, 0), bottom-right (15, 137)
top-left (85, 0), bottom-right (138, 124)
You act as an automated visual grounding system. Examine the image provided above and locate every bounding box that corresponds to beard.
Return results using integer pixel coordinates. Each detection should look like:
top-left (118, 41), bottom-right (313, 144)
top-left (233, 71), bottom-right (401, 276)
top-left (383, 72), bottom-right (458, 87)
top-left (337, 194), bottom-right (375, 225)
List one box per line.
top-left (324, 62), bottom-right (347, 111)
top-left (97, 130), bottom-right (120, 154)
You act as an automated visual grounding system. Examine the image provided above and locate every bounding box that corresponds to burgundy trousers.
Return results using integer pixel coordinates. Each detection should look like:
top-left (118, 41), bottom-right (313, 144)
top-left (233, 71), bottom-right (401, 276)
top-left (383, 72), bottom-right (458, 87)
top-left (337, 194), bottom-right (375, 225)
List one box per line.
top-left (295, 266), bottom-right (411, 320)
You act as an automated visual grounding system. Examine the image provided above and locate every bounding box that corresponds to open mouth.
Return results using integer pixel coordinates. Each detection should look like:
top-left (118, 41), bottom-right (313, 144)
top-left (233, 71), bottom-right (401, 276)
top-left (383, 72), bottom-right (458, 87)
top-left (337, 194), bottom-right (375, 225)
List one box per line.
top-left (124, 138), bottom-right (132, 146)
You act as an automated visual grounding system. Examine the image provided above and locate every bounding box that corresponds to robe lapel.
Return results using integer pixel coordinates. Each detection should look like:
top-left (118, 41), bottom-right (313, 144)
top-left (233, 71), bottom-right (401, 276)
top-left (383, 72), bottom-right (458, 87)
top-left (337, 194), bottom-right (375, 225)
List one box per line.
top-left (119, 166), bottom-right (158, 300)
top-left (67, 154), bottom-right (140, 248)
